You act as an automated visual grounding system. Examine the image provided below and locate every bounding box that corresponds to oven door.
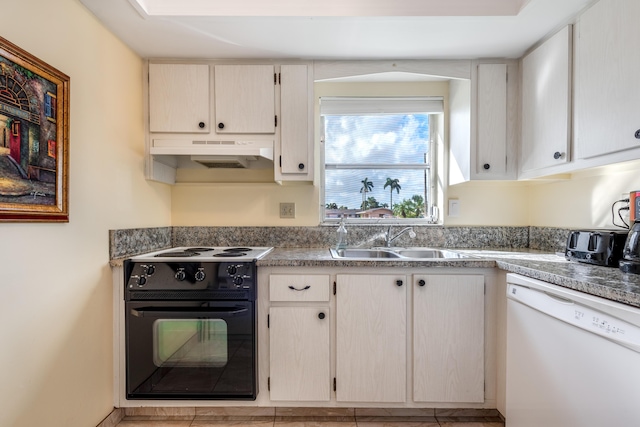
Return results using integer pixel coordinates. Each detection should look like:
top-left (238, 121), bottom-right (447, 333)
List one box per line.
top-left (125, 300), bottom-right (256, 400)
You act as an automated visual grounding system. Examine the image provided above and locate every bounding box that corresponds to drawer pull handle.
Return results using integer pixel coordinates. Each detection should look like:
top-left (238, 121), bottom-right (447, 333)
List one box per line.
top-left (288, 285), bottom-right (311, 291)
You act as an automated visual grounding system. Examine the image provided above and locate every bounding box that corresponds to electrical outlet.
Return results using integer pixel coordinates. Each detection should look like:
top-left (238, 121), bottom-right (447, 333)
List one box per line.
top-left (448, 199), bottom-right (460, 217)
top-left (280, 202), bottom-right (295, 219)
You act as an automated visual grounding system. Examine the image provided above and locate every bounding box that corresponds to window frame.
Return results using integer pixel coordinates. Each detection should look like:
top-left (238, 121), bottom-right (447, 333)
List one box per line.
top-left (319, 96), bottom-right (442, 225)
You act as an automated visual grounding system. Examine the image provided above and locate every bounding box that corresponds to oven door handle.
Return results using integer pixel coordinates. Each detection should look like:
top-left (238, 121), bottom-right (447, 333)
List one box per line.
top-left (130, 307), bottom-right (249, 318)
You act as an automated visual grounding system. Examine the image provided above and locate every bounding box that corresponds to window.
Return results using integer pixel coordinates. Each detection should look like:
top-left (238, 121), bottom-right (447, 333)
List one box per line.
top-left (45, 92), bottom-right (57, 122)
top-left (321, 96), bottom-right (442, 223)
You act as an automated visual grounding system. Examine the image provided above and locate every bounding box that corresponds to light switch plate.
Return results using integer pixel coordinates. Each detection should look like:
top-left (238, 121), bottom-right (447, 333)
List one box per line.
top-left (280, 202), bottom-right (296, 218)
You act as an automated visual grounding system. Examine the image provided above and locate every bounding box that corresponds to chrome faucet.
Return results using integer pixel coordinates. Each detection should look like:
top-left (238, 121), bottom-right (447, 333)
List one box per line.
top-left (384, 226), bottom-right (416, 247)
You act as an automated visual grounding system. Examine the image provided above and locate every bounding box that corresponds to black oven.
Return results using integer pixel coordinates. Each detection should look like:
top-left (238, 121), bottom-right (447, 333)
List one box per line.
top-left (124, 256), bottom-right (259, 400)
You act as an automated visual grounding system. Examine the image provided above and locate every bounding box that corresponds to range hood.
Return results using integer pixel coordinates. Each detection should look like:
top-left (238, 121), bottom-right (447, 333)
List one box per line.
top-left (150, 139), bottom-right (274, 169)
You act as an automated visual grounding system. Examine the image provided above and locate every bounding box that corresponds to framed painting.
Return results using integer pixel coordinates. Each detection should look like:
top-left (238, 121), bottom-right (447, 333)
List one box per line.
top-left (0, 36), bottom-right (69, 222)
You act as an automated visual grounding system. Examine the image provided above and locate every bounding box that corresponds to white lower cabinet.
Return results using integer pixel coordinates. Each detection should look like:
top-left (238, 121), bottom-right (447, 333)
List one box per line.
top-left (269, 306), bottom-right (331, 401)
top-left (336, 274), bottom-right (407, 402)
top-left (268, 274), bottom-right (331, 401)
top-left (263, 268), bottom-right (490, 406)
top-left (413, 274), bottom-right (485, 403)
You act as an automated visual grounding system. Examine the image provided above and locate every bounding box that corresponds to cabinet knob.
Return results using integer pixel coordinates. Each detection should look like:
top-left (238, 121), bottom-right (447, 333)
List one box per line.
top-left (318, 312), bottom-right (326, 320)
top-left (553, 151), bottom-right (565, 160)
top-left (298, 163), bottom-right (305, 170)
top-left (198, 122), bottom-right (205, 129)
top-left (396, 280), bottom-right (403, 287)
top-left (418, 279), bottom-right (426, 287)
top-left (483, 163), bottom-right (490, 170)
top-left (218, 123), bottom-right (225, 129)
top-left (635, 129), bottom-right (640, 139)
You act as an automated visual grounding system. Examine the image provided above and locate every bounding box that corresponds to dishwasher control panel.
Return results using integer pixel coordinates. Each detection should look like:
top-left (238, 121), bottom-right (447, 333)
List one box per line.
top-left (508, 284), bottom-right (640, 353)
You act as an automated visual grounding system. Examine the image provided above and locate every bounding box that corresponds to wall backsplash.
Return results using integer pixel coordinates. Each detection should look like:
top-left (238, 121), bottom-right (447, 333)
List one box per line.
top-left (110, 225), bottom-right (573, 260)
top-left (109, 227), bottom-right (172, 259)
top-left (528, 226), bottom-right (572, 253)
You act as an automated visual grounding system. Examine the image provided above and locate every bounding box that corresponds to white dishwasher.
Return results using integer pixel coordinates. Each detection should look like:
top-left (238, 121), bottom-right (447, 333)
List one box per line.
top-left (505, 273), bottom-right (640, 427)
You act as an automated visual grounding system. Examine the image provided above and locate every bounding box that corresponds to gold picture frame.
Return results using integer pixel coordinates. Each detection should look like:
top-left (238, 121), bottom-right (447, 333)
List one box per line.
top-left (0, 36), bottom-right (69, 222)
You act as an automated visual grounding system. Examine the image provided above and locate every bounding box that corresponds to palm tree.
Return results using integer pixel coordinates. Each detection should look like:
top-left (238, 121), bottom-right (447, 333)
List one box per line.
top-left (367, 196), bottom-right (380, 208)
top-left (360, 177), bottom-right (374, 209)
top-left (393, 195), bottom-right (425, 218)
top-left (383, 178), bottom-right (401, 211)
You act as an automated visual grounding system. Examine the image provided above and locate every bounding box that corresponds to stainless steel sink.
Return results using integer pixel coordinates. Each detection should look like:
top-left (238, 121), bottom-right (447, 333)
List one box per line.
top-left (395, 249), bottom-right (446, 258)
top-left (330, 247), bottom-right (468, 260)
top-left (331, 248), bottom-right (402, 259)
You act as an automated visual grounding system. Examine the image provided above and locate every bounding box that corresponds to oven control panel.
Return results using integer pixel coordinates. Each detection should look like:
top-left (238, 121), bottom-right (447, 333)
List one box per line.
top-left (124, 260), bottom-right (256, 297)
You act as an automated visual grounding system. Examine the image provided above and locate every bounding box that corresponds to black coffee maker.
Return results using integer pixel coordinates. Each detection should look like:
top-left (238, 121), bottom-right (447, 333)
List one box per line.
top-left (619, 220), bottom-right (640, 274)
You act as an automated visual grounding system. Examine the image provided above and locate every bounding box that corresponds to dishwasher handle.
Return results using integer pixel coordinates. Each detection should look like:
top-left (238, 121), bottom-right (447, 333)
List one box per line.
top-left (543, 291), bottom-right (574, 304)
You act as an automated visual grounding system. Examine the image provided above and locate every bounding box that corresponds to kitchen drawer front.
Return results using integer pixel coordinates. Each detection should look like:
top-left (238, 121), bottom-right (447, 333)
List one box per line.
top-left (270, 274), bottom-right (331, 302)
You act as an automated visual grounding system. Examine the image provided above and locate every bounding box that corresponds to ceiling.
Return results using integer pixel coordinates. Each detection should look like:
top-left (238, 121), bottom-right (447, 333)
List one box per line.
top-left (79, 0), bottom-right (594, 60)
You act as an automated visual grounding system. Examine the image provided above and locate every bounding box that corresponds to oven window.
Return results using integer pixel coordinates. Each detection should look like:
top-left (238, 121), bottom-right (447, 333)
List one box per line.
top-left (153, 319), bottom-right (228, 367)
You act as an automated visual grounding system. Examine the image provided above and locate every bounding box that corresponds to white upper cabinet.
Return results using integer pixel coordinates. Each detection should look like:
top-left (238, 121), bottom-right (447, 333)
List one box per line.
top-left (575, 0), bottom-right (640, 159)
top-left (449, 61), bottom-right (518, 184)
top-left (277, 65), bottom-right (312, 180)
top-left (214, 65), bottom-right (276, 134)
top-left (148, 63), bottom-right (210, 133)
top-left (520, 26), bottom-right (572, 175)
top-left (476, 63), bottom-right (508, 177)
top-left (145, 61), bottom-right (313, 183)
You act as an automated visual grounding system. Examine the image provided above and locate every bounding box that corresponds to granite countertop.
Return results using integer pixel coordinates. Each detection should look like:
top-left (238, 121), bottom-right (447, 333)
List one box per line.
top-left (257, 247), bottom-right (640, 308)
top-left (257, 248), bottom-right (497, 268)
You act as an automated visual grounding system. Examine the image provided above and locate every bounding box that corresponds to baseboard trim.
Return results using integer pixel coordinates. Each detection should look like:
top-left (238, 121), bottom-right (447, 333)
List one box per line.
top-left (96, 408), bottom-right (124, 427)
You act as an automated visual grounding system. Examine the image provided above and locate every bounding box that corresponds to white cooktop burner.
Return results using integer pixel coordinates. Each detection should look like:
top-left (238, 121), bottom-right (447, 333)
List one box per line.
top-left (129, 246), bottom-right (274, 262)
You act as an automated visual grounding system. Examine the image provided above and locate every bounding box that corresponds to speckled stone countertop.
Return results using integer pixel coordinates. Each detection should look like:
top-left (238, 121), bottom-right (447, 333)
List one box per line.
top-left (258, 248), bottom-right (640, 308)
top-left (108, 226), bottom-right (640, 309)
top-left (257, 248), bottom-right (496, 268)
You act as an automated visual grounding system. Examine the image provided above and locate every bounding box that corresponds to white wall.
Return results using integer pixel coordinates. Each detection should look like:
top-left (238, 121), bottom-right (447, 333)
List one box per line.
top-left (0, 3), bottom-right (634, 425)
top-left (446, 181), bottom-right (531, 226)
top-left (527, 159), bottom-right (640, 228)
top-left (171, 81), bottom-right (461, 226)
top-left (0, 1), bottom-right (171, 426)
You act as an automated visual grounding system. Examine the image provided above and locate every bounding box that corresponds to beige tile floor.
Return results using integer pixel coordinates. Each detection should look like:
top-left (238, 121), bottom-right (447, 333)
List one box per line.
top-left (114, 408), bottom-right (505, 427)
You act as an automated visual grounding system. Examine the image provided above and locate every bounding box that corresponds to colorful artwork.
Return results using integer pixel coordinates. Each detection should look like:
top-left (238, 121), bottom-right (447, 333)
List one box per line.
top-left (0, 36), bottom-right (69, 222)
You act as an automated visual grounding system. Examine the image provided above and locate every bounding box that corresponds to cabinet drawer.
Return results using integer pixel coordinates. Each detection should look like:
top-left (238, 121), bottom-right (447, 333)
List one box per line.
top-left (270, 275), bottom-right (330, 302)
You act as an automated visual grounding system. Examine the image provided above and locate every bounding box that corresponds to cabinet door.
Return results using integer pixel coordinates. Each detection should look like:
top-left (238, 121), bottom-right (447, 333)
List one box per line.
top-left (476, 64), bottom-right (507, 176)
top-left (520, 26), bottom-right (572, 173)
top-left (413, 275), bottom-right (484, 403)
top-left (575, 0), bottom-right (640, 159)
top-left (214, 65), bottom-right (275, 134)
top-left (336, 274), bottom-right (406, 402)
top-left (148, 63), bottom-right (210, 133)
top-left (279, 65), bottom-right (311, 178)
top-left (269, 307), bottom-right (330, 401)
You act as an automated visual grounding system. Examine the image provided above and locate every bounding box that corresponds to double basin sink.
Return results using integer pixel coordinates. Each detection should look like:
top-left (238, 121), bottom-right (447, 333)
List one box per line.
top-left (330, 247), bottom-right (469, 260)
